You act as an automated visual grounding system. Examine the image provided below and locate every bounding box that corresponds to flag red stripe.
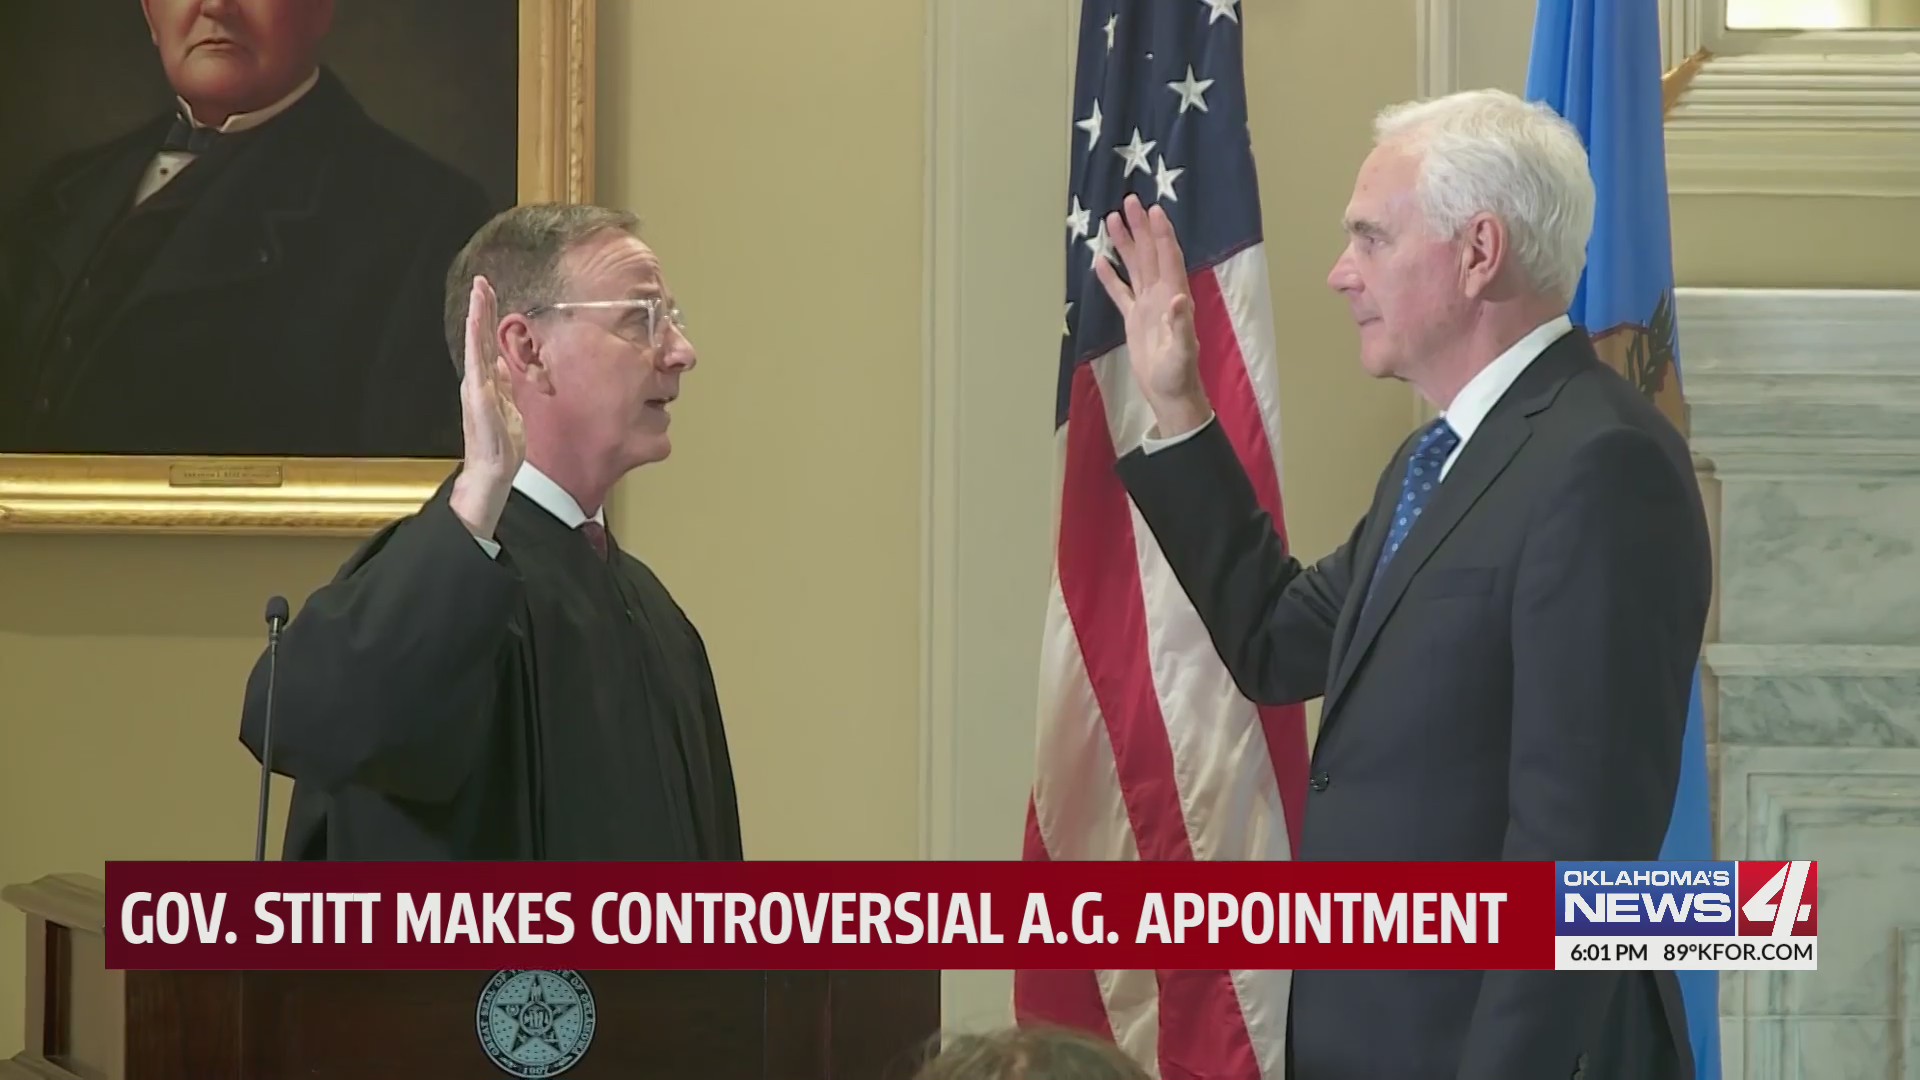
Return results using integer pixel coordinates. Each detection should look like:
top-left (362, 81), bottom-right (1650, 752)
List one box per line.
top-left (1189, 267), bottom-right (1310, 856)
top-left (1056, 361), bottom-right (1192, 865)
top-left (1190, 268), bottom-right (1289, 541)
top-left (1014, 796), bottom-right (1116, 1040)
top-left (1056, 360), bottom-right (1262, 1080)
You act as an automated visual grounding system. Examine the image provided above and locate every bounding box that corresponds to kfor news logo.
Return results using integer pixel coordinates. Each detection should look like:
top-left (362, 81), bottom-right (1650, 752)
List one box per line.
top-left (1735, 860), bottom-right (1818, 938)
top-left (1553, 860), bottom-right (1817, 970)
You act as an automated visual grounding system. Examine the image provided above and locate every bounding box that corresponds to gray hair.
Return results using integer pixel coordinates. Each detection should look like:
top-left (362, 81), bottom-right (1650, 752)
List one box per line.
top-left (1372, 88), bottom-right (1594, 304)
top-left (441, 202), bottom-right (643, 371)
top-left (912, 1026), bottom-right (1152, 1080)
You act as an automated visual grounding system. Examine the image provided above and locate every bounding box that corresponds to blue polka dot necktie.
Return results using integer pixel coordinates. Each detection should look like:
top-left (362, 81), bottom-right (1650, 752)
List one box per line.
top-left (1364, 417), bottom-right (1460, 608)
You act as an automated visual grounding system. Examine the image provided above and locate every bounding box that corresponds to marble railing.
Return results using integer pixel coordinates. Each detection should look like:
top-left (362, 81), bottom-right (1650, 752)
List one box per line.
top-left (1678, 286), bottom-right (1920, 1080)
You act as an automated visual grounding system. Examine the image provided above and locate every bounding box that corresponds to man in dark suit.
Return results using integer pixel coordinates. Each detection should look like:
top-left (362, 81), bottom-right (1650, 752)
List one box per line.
top-left (1092, 89), bottom-right (1711, 1080)
top-left (0, 0), bottom-right (496, 458)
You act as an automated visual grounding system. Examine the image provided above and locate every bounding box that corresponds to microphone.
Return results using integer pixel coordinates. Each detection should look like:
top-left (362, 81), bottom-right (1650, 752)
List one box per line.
top-left (253, 596), bottom-right (290, 862)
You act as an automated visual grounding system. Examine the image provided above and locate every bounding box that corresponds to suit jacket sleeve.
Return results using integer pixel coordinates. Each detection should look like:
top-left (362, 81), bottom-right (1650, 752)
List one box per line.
top-left (1114, 419), bottom-right (1360, 705)
top-left (1455, 427), bottom-right (1711, 1078)
top-left (237, 491), bottom-right (523, 804)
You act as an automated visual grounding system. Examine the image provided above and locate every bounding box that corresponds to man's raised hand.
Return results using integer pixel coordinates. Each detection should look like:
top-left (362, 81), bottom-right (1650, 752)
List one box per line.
top-left (1091, 194), bottom-right (1211, 438)
top-left (449, 275), bottom-right (524, 540)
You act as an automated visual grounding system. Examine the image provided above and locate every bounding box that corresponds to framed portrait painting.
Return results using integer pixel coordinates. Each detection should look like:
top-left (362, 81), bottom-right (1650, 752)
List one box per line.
top-left (0, 0), bottom-right (593, 533)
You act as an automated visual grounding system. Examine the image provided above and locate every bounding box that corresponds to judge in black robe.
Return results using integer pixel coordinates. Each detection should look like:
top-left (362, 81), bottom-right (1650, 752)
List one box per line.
top-left (236, 463), bottom-right (744, 861)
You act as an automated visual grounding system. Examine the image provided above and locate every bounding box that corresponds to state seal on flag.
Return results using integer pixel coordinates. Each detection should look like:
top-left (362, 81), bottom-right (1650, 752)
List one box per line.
top-left (1590, 289), bottom-right (1688, 437)
top-left (476, 969), bottom-right (598, 1077)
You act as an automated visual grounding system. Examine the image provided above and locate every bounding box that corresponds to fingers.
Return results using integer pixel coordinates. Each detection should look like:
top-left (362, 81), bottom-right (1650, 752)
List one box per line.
top-left (1091, 247), bottom-right (1130, 314)
top-left (1100, 204), bottom-right (1142, 294)
top-left (1121, 196), bottom-right (1157, 288)
top-left (463, 276), bottom-right (497, 385)
top-left (1165, 293), bottom-right (1195, 346)
top-left (1092, 195), bottom-right (1189, 318)
top-left (1149, 203), bottom-right (1187, 289)
top-left (463, 278), bottom-right (484, 382)
top-left (1104, 196), bottom-right (1159, 288)
top-left (1101, 194), bottom-right (1181, 287)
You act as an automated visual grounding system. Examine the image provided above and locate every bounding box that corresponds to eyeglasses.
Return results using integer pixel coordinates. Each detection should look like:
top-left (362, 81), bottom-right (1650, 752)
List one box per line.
top-left (525, 297), bottom-right (686, 349)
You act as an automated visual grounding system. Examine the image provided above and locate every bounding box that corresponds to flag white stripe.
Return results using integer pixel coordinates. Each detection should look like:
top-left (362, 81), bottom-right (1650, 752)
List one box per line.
top-left (1213, 245), bottom-right (1289, 484)
top-left (1033, 544), bottom-right (1163, 1072)
top-left (1031, 571), bottom-right (1140, 867)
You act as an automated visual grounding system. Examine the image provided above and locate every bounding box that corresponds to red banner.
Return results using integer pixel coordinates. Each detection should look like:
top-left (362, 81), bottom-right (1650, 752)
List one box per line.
top-left (103, 861), bottom-right (1553, 971)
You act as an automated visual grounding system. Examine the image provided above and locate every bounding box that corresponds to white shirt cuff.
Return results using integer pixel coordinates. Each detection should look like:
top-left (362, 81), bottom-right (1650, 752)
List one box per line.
top-left (1141, 413), bottom-right (1215, 454)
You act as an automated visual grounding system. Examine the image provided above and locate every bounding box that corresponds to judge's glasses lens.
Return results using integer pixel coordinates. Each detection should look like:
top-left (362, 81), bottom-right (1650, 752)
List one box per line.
top-left (642, 299), bottom-right (685, 347)
top-left (530, 298), bottom-right (686, 348)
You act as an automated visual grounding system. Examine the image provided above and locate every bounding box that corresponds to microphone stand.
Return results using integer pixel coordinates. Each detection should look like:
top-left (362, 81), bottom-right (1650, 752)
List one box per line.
top-left (254, 596), bottom-right (289, 862)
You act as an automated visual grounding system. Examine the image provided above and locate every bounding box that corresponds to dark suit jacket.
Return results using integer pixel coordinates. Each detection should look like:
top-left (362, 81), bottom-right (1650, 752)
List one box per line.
top-left (1115, 330), bottom-right (1711, 1080)
top-left (0, 67), bottom-right (496, 458)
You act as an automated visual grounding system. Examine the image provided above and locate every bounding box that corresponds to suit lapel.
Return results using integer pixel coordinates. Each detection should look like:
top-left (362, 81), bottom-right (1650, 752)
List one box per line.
top-left (21, 126), bottom-right (162, 328)
top-left (1319, 334), bottom-right (1593, 721)
top-left (106, 69), bottom-right (350, 335)
top-left (114, 129), bottom-right (328, 316)
top-left (1321, 413), bottom-right (1529, 718)
top-left (1321, 436), bottom-right (1410, 702)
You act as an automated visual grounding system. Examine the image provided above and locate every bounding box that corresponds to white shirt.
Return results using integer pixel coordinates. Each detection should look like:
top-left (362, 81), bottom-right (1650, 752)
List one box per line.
top-left (472, 461), bottom-right (606, 559)
top-left (1430, 314), bottom-right (1571, 479)
top-left (135, 68), bottom-right (319, 205)
top-left (1140, 314), bottom-right (1573, 482)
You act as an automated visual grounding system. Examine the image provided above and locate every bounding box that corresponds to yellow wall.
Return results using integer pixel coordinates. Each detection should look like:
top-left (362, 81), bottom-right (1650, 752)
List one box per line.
top-left (596, 0), bottom-right (929, 862)
top-left (0, 536), bottom-right (353, 1053)
top-left (1243, 0), bottom-right (1426, 566)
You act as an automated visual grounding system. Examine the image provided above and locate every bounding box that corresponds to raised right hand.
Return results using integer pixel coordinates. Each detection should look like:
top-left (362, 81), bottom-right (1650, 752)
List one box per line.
top-left (449, 275), bottom-right (524, 539)
top-left (1092, 195), bottom-right (1212, 437)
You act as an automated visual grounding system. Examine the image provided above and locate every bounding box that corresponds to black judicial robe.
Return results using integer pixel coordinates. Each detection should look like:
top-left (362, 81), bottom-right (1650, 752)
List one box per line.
top-left (237, 478), bottom-right (744, 862)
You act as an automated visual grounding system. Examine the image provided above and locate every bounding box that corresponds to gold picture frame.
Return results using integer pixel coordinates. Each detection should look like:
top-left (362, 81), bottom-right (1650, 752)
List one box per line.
top-left (0, 0), bottom-right (594, 536)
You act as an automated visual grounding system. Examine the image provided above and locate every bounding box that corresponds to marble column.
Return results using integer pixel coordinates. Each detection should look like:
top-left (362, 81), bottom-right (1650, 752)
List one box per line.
top-left (1680, 286), bottom-right (1920, 1080)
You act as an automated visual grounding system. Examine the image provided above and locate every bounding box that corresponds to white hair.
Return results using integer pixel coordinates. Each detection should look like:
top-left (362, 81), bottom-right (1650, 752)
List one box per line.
top-left (1372, 88), bottom-right (1595, 304)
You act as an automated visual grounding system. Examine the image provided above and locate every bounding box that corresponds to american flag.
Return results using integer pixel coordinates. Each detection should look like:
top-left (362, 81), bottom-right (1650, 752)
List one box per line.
top-left (1015, 2), bottom-right (1308, 1079)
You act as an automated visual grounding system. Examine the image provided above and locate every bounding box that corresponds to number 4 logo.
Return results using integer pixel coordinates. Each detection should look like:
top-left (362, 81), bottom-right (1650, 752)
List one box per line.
top-left (1742, 861), bottom-right (1815, 936)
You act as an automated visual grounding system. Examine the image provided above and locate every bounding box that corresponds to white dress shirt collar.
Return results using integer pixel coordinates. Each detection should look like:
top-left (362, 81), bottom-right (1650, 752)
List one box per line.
top-left (1441, 314), bottom-right (1572, 445)
top-left (1433, 314), bottom-right (1572, 479)
top-left (512, 461), bottom-right (605, 528)
top-left (176, 67), bottom-right (319, 134)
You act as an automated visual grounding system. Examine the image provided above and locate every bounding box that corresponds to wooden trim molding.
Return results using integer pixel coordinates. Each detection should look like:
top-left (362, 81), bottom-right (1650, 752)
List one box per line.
top-left (1416, 0), bottom-right (1920, 198)
top-left (1662, 0), bottom-right (1920, 197)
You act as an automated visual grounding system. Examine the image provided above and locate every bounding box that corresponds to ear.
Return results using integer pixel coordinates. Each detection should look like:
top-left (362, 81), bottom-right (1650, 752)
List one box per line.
top-left (1459, 212), bottom-right (1505, 299)
top-left (497, 314), bottom-right (554, 395)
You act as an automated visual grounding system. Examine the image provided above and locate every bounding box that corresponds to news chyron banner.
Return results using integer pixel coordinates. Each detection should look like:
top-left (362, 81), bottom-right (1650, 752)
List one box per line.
top-left (103, 860), bottom-right (1816, 972)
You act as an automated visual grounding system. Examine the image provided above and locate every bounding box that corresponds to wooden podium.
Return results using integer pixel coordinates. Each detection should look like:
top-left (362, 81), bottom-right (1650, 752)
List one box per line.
top-left (4, 874), bottom-right (942, 1080)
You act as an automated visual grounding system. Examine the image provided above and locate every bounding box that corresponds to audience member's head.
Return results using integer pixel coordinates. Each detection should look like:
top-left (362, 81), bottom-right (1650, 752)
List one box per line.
top-left (913, 1026), bottom-right (1151, 1080)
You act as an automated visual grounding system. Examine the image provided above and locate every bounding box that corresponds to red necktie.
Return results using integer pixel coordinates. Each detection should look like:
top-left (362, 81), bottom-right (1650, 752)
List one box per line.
top-left (578, 520), bottom-right (608, 561)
